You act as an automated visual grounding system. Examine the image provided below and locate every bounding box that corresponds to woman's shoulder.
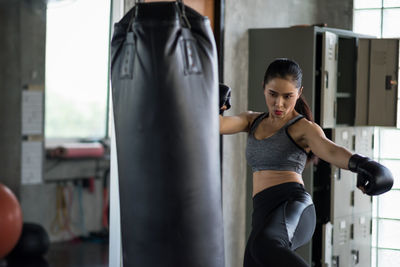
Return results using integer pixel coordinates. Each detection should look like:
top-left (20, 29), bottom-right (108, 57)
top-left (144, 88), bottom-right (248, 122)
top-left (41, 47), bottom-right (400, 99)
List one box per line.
top-left (233, 111), bottom-right (264, 132)
top-left (294, 117), bottom-right (324, 136)
top-left (244, 111), bottom-right (264, 124)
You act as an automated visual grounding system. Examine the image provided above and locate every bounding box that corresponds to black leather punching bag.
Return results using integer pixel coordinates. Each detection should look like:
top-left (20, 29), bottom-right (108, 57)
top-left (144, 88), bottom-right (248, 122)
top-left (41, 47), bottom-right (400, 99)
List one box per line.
top-left (110, 1), bottom-right (224, 266)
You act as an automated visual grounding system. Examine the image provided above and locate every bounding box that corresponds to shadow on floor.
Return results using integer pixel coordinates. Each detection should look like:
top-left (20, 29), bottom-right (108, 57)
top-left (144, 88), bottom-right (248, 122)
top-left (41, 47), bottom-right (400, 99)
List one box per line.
top-left (2, 241), bottom-right (108, 267)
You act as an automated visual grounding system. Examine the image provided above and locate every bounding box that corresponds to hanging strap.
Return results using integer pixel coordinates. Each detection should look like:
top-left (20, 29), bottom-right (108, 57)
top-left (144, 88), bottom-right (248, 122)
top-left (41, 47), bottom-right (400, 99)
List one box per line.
top-left (127, 0), bottom-right (190, 33)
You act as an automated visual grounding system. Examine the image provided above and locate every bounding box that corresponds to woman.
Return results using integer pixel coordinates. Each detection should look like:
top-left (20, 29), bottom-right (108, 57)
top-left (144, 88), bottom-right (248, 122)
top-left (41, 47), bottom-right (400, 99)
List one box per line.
top-left (219, 58), bottom-right (393, 267)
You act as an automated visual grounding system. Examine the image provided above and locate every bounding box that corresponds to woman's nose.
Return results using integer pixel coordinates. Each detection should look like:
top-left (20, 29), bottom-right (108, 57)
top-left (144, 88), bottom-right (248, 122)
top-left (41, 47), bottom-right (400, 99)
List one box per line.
top-left (275, 96), bottom-right (283, 107)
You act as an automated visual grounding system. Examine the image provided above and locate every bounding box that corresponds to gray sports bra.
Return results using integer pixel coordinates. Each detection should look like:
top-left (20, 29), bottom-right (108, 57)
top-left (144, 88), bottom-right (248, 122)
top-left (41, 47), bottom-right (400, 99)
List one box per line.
top-left (246, 113), bottom-right (307, 174)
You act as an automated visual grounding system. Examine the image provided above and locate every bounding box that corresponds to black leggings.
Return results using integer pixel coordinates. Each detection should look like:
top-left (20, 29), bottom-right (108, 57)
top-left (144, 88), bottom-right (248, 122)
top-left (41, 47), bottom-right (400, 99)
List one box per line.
top-left (244, 182), bottom-right (316, 267)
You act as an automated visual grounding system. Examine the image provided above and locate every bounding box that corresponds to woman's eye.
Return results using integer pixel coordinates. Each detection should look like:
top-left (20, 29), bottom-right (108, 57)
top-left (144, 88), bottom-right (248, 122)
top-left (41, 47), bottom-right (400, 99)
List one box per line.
top-left (285, 95), bottom-right (292, 99)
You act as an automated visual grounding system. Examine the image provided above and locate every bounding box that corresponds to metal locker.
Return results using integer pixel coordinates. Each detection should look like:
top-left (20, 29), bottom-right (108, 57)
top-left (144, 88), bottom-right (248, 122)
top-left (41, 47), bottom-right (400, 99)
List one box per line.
top-left (331, 168), bottom-right (355, 219)
top-left (333, 127), bottom-right (354, 151)
top-left (331, 128), bottom-right (355, 219)
top-left (368, 39), bottom-right (399, 126)
top-left (320, 31), bottom-right (339, 128)
top-left (351, 213), bottom-right (372, 267)
top-left (353, 127), bottom-right (374, 215)
top-left (332, 215), bottom-right (353, 267)
top-left (322, 222), bottom-right (333, 267)
top-left (356, 39), bottom-right (399, 127)
top-left (354, 127), bottom-right (374, 157)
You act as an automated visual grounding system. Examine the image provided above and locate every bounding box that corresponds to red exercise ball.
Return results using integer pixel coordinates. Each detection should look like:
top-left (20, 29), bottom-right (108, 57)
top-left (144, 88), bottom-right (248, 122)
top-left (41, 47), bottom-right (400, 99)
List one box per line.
top-left (0, 183), bottom-right (23, 259)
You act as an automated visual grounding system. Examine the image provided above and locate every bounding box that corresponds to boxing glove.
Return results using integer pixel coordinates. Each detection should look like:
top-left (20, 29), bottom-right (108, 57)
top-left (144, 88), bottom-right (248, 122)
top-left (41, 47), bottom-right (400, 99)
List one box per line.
top-left (219, 83), bottom-right (231, 115)
top-left (348, 154), bottom-right (394, 196)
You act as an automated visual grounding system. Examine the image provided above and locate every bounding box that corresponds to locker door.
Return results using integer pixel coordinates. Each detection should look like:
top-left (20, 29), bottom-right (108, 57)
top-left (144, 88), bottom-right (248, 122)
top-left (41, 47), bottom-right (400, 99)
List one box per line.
top-left (331, 128), bottom-right (355, 219)
top-left (356, 39), bottom-right (399, 127)
top-left (322, 222), bottom-right (333, 267)
top-left (351, 214), bottom-right (372, 267)
top-left (354, 127), bottom-right (374, 215)
top-left (354, 127), bottom-right (374, 157)
top-left (368, 39), bottom-right (399, 126)
top-left (320, 31), bottom-right (338, 128)
top-left (332, 216), bottom-right (353, 267)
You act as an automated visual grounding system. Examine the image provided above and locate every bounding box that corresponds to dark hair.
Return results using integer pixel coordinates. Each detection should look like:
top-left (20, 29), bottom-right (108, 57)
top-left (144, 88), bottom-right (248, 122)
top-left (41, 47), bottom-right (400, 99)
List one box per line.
top-left (263, 58), bottom-right (316, 162)
top-left (263, 58), bottom-right (313, 122)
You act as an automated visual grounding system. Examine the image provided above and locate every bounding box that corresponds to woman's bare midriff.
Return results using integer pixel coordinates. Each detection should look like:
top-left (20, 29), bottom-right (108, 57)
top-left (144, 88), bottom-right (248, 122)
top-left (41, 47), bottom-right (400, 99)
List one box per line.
top-left (252, 170), bottom-right (304, 197)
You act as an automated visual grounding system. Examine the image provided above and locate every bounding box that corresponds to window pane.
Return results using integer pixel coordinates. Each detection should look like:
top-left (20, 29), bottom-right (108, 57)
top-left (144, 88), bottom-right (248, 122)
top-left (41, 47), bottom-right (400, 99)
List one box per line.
top-left (382, 8), bottom-right (400, 37)
top-left (354, 0), bottom-right (382, 8)
top-left (378, 190), bottom-right (400, 219)
top-left (372, 246), bottom-right (377, 267)
top-left (379, 160), bottom-right (400, 189)
top-left (373, 197), bottom-right (378, 217)
top-left (384, 0), bottom-right (400, 7)
top-left (45, 0), bottom-right (111, 138)
top-left (378, 129), bottom-right (400, 159)
top-left (353, 10), bottom-right (381, 37)
top-left (378, 219), bottom-right (400, 249)
top-left (378, 249), bottom-right (400, 267)
top-left (372, 217), bottom-right (377, 246)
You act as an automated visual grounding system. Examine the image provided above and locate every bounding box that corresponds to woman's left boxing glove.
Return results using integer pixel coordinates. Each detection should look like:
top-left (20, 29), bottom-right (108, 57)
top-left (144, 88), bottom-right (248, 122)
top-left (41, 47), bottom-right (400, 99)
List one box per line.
top-left (348, 154), bottom-right (394, 196)
top-left (219, 83), bottom-right (231, 115)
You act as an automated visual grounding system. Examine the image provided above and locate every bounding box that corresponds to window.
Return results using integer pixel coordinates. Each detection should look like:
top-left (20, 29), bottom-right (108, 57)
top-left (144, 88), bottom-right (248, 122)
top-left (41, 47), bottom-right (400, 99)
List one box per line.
top-left (353, 0), bottom-right (400, 37)
top-left (353, 2), bottom-right (400, 266)
top-left (372, 129), bottom-right (400, 267)
top-left (45, 0), bottom-right (111, 139)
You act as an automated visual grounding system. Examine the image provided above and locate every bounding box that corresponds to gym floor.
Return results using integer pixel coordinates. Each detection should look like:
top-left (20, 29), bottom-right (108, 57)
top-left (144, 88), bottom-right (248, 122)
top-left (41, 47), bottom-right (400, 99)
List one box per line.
top-left (3, 241), bottom-right (108, 267)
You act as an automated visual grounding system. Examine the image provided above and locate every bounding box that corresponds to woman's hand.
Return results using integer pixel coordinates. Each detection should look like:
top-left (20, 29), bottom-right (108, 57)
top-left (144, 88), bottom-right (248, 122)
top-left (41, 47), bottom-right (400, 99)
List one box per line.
top-left (219, 83), bottom-right (231, 115)
top-left (348, 154), bottom-right (393, 195)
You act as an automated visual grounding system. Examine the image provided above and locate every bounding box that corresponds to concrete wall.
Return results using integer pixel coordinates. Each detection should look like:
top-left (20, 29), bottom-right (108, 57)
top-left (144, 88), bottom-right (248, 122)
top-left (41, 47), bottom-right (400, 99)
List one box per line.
top-left (316, 0), bottom-right (354, 30)
top-left (222, 1), bottom-right (353, 266)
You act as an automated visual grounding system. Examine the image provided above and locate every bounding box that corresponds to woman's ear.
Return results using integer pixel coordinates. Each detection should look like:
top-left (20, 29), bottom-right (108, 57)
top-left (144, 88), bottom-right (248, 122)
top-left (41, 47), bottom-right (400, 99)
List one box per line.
top-left (298, 86), bottom-right (303, 98)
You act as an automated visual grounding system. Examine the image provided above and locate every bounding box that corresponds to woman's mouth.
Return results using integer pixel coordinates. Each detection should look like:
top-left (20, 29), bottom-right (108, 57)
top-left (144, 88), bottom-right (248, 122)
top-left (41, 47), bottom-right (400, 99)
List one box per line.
top-left (274, 110), bottom-right (283, 115)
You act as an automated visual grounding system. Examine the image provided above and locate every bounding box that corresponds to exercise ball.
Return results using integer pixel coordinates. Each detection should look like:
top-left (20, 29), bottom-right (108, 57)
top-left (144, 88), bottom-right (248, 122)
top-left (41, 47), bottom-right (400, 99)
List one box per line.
top-left (0, 183), bottom-right (23, 259)
top-left (8, 222), bottom-right (50, 257)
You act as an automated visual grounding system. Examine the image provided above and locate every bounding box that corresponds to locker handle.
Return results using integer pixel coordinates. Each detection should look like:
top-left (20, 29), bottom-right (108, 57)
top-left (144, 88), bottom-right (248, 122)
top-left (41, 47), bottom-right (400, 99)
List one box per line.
top-left (386, 75), bottom-right (397, 90)
top-left (325, 71), bottom-right (329, 88)
top-left (350, 223), bottom-right (354, 239)
top-left (332, 255), bottom-right (339, 267)
top-left (351, 250), bottom-right (359, 264)
top-left (372, 134), bottom-right (375, 150)
top-left (351, 191), bottom-right (355, 206)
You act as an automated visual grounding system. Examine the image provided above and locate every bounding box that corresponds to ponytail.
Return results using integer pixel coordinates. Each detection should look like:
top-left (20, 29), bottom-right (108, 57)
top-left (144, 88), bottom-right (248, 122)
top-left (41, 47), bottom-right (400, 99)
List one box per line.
top-left (295, 95), bottom-right (313, 122)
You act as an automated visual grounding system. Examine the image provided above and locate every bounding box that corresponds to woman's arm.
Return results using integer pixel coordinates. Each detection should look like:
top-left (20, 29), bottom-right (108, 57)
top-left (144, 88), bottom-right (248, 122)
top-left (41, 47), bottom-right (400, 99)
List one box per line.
top-left (303, 121), bottom-right (393, 195)
top-left (302, 121), bottom-right (352, 169)
top-left (220, 111), bottom-right (260, 135)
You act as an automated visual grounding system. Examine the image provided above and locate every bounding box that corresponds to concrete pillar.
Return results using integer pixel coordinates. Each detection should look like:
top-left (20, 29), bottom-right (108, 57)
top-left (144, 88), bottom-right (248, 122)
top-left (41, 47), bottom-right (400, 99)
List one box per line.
top-left (0, 0), bottom-right (46, 196)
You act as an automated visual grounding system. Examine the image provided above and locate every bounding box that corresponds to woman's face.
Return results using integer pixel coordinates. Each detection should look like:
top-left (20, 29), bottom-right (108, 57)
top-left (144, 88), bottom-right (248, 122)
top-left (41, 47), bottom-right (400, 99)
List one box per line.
top-left (264, 77), bottom-right (302, 118)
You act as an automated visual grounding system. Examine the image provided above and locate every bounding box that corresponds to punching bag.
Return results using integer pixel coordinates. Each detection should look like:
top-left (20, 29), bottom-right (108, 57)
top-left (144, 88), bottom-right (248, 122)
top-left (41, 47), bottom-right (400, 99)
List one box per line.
top-left (110, 1), bottom-right (224, 267)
